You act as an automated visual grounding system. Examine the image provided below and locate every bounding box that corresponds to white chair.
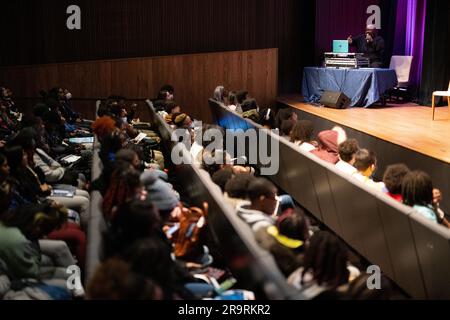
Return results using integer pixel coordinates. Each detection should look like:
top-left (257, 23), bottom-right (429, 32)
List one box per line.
top-left (432, 81), bottom-right (450, 120)
top-left (389, 56), bottom-right (413, 101)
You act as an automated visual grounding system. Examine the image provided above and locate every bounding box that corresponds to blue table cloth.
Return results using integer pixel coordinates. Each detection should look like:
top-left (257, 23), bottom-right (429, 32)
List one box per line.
top-left (302, 67), bottom-right (398, 107)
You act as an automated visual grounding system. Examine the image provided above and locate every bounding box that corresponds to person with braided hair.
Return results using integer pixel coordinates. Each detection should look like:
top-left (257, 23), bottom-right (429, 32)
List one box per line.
top-left (402, 171), bottom-right (450, 228)
top-left (102, 164), bottom-right (143, 222)
top-left (287, 231), bottom-right (352, 299)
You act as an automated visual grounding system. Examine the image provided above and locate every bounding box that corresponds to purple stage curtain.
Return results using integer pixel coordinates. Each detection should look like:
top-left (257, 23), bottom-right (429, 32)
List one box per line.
top-left (392, 0), bottom-right (427, 89)
top-left (405, 0), bottom-right (427, 89)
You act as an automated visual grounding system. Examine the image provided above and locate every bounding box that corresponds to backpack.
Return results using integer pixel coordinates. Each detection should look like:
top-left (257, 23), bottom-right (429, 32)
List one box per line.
top-left (173, 203), bottom-right (208, 261)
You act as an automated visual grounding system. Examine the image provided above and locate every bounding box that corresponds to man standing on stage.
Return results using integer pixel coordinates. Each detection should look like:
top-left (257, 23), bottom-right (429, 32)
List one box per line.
top-left (348, 25), bottom-right (385, 68)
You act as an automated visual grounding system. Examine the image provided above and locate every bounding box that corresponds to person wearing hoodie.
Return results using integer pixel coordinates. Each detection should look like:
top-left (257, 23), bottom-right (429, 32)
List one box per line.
top-left (310, 130), bottom-right (339, 164)
top-left (237, 178), bottom-right (279, 234)
top-left (139, 170), bottom-right (180, 224)
top-left (310, 126), bottom-right (347, 164)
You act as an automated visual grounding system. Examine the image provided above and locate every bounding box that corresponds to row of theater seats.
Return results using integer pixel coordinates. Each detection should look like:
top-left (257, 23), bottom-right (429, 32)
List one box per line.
top-left (208, 99), bottom-right (450, 300)
top-left (84, 100), bottom-right (303, 299)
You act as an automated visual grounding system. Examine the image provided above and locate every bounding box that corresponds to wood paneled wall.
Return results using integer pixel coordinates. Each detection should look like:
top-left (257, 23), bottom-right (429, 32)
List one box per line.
top-left (0, 0), bottom-right (315, 94)
top-left (0, 49), bottom-right (278, 122)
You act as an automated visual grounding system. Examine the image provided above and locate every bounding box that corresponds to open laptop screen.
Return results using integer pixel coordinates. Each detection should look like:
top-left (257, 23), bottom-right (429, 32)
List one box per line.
top-left (333, 40), bottom-right (349, 54)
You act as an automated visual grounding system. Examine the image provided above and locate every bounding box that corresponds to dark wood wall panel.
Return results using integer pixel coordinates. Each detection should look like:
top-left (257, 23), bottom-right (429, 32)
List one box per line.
top-left (0, 0), bottom-right (315, 94)
top-left (0, 49), bottom-right (278, 122)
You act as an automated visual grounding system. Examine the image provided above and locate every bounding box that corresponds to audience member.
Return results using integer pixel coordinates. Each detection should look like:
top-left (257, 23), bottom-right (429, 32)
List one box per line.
top-left (287, 231), bottom-right (350, 299)
top-left (213, 86), bottom-right (226, 105)
top-left (383, 164), bottom-right (410, 202)
top-left (352, 149), bottom-right (385, 191)
top-left (258, 108), bottom-right (276, 129)
top-left (335, 139), bottom-right (359, 175)
top-left (226, 91), bottom-right (243, 113)
top-left (402, 171), bottom-right (450, 227)
top-left (310, 130), bottom-right (340, 164)
top-left (237, 178), bottom-right (278, 233)
top-left (290, 120), bottom-right (316, 152)
top-left (275, 108), bottom-right (298, 129)
top-left (224, 173), bottom-right (256, 209)
top-left (280, 120), bottom-right (296, 139)
top-left (87, 258), bottom-right (163, 300)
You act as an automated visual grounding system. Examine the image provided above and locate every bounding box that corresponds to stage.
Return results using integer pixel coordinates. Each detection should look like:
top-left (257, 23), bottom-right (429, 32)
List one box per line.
top-left (277, 94), bottom-right (450, 213)
top-left (277, 94), bottom-right (450, 164)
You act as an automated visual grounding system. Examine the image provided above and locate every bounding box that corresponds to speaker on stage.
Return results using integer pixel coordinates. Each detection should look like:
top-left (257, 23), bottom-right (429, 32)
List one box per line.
top-left (320, 91), bottom-right (351, 109)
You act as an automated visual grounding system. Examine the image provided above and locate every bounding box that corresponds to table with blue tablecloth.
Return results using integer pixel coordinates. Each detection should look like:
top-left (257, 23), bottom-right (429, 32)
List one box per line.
top-left (302, 67), bottom-right (398, 107)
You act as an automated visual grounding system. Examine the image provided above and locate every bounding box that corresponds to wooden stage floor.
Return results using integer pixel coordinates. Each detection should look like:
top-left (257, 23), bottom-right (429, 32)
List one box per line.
top-left (277, 95), bottom-right (450, 164)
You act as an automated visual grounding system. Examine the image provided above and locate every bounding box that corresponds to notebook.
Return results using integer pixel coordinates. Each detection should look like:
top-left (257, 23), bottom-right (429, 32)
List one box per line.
top-left (60, 155), bottom-right (82, 164)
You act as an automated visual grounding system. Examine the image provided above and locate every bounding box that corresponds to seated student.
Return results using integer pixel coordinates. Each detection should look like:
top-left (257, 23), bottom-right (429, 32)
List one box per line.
top-left (172, 113), bottom-right (194, 130)
top-left (102, 164), bottom-right (143, 222)
top-left (59, 88), bottom-right (82, 125)
top-left (275, 108), bottom-right (298, 130)
top-left (226, 91), bottom-right (243, 113)
top-left (280, 119), bottom-right (296, 140)
top-left (0, 153), bottom-right (29, 211)
top-left (237, 178), bottom-right (278, 233)
top-left (287, 231), bottom-right (351, 299)
top-left (290, 120), bottom-right (317, 152)
top-left (224, 173), bottom-right (256, 209)
top-left (310, 130), bottom-right (341, 164)
top-left (87, 258), bottom-right (163, 300)
top-left (213, 86), bottom-right (226, 105)
top-left (335, 139), bottom-right (359, 175)
top-left (402, 171), bottom-right (450, 228)
top-left (91, 116), bottom-right (117, 143)
top-left (254, 228), bottom-right (303, 278)
top-left (115, 149), bottom-right (142, 171)
top-left (236, 90), bottom-right (250, 109)
top-left (198, 148), bottom-right (253, 178)
top-left (382, 164), bottom-right (411, 202)
top-left (21, 115), bottom-right (53, 158)
top-left (153, 85), bottom-right (175, 111)
top-left (124, 237), bottom-right (205, 300)
top-left (241, 99), bottom-right (260, 123)
top-left (161, 84), bottom-right (175, 101)
top-left (140, 170), bottom-right (180, 224)
top-left (104, 198), bottom-right (162, 258)
top-left (351, 149), bottom-right (385, 192)
top-left (0, 202), bottom-right (84, 298)
top-left (165, 101), bottom-right (182, 118)
top-left (191, 124), bottom-right (225, 168)
top-left (258, 108), bottom-right (276, 129)
top-left (276, 209), bottom-right (311, 253)
top-left (5, 146), bottom-right (90, 224)
top-left (0, 149), bottom-right (86, 269)
top-left (211, 167), bottom-right (235, 193)
top-left (19, 124), bottom-right (90, 189)
top-left (255, 208), bottom-right (312, 277)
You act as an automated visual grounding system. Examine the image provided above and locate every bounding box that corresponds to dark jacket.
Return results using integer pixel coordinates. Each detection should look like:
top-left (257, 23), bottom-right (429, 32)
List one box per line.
top-left (350, 34), bottom-right (385, 66)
